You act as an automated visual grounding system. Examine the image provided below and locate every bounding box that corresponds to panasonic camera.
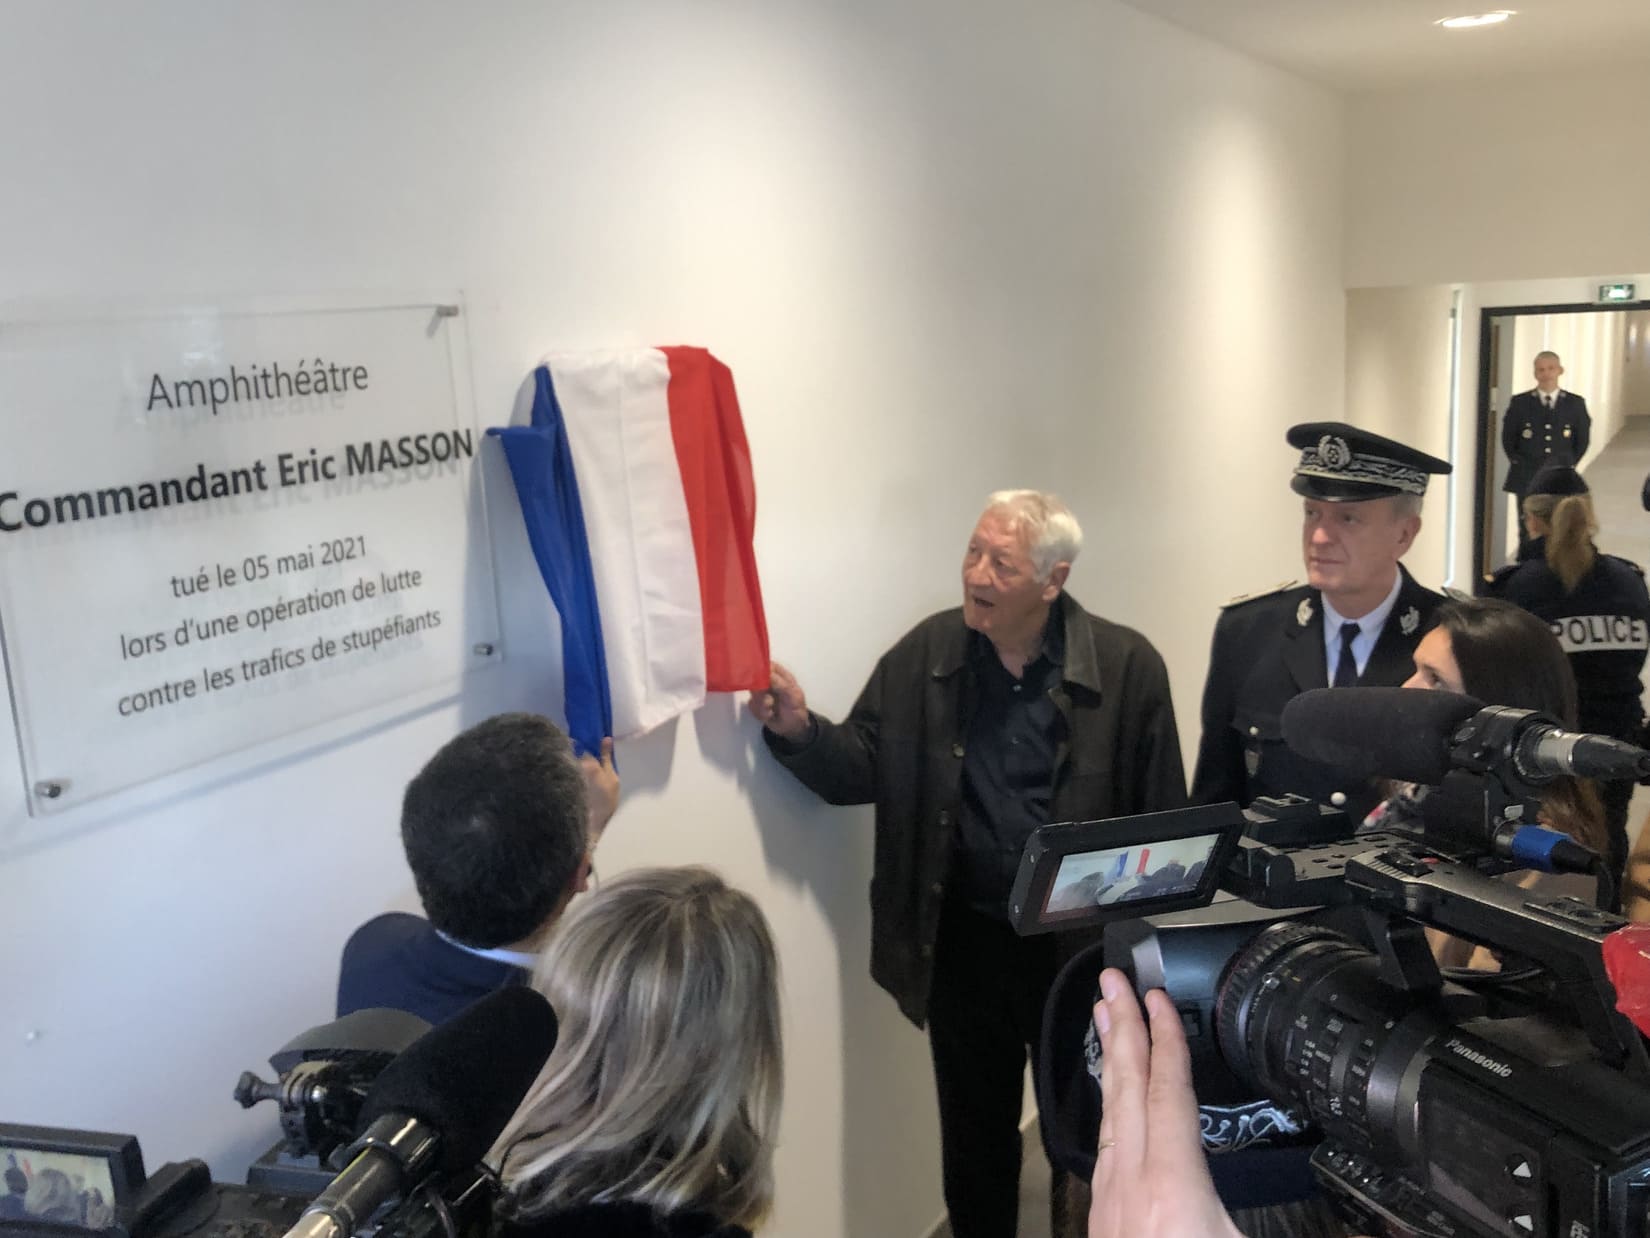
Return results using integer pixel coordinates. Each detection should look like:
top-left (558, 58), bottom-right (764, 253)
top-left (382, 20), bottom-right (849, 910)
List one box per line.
top-left (1016, 686), bottom-right (1650, 1238)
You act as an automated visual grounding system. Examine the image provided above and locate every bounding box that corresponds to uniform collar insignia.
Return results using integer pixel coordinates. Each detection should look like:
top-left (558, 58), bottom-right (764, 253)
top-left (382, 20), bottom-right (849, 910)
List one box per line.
top-left (1296, 598), bottom-right (1313, 628)
top-left (1400, 606), bottom-right (1419, 636)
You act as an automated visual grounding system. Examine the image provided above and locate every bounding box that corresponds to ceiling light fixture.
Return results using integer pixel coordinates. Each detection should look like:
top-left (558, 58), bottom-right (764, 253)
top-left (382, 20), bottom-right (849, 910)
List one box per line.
top-left (1435, 10), bottom-right (1516, 29)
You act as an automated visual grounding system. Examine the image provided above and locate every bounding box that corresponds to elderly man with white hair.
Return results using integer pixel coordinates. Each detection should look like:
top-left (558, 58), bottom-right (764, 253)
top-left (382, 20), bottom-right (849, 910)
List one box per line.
top-left (750, 489), bottom-right (1185, 1238)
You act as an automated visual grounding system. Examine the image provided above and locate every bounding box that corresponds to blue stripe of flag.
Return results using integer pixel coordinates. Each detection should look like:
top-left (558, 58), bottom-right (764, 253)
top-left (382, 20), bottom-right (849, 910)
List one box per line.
top-left (487, 366), bottom-right (613, 757)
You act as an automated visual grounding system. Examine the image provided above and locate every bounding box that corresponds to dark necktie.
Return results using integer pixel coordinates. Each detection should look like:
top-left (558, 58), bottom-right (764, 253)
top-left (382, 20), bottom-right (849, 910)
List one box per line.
top-left (1543, 393), bottom-right (1554, 410)
top-left (1333, 622), bottom-right (1361, 688)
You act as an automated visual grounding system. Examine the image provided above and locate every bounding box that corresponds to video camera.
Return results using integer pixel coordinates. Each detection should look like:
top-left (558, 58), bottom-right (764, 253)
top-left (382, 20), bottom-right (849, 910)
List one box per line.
top-left (1017, 686), bottom-right (1650, 1238)
top-left (1, 988), bottom-right (555, 1238)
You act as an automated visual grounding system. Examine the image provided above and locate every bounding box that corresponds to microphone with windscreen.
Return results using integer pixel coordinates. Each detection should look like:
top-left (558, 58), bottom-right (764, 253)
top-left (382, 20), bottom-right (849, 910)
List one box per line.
top-left (1281, 687), bottom-right (1650, 787)
top-left (1280, 687), bottom-right (1484, 785)
top-left (283, 986), bottom-right (557, 1238)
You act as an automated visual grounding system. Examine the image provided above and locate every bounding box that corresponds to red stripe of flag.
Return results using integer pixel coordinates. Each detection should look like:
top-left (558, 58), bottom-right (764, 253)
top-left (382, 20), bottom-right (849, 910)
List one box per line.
top-left (662, 347), bottom-right (770, 691)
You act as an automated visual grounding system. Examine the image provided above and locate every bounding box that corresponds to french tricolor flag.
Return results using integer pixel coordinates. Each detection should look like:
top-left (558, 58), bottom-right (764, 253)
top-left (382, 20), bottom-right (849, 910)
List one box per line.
top-left (489, 347), bottom-right (770, 755)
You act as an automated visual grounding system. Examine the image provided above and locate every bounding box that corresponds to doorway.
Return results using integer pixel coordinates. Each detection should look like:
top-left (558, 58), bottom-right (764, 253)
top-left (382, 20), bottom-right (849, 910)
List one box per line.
top-left (1473, 300), bottom-right (1650, 582)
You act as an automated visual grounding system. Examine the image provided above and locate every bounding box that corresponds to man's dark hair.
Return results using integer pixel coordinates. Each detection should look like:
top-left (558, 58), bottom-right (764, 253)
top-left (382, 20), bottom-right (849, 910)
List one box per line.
top-left (401, 712), bottom-right (588, 948)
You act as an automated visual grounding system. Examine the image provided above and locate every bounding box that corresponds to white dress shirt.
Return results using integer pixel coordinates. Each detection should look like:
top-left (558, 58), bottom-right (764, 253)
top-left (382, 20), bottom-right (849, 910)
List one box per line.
top-left (434, 929), bottom-right (540, 971)
top-left (1322, 569), bottom-right (1404, 683)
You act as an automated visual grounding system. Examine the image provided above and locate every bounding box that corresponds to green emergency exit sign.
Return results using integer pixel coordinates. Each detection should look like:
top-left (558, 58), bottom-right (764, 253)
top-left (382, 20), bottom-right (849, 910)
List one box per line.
top-left (1599, 283), bottom-right (1636, 303)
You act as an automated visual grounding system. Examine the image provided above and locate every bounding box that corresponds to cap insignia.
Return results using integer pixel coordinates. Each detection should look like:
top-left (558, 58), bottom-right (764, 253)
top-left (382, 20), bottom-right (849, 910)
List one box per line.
top-left (1318, 435), bottom-right (1353, 470)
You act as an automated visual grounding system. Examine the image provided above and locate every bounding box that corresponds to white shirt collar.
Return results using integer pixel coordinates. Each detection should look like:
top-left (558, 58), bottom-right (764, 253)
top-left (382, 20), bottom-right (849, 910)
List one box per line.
top-left (434, 929), bottom-right (540, 971)
top-left (1322, 567), bottom-right (1404, 637)
top-left (1536, 387), bottom-right (1562, 405)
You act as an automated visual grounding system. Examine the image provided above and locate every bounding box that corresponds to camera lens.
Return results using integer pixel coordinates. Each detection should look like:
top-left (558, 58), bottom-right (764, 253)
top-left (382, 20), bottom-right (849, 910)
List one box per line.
top-left (1214, 921), bottom-right (1442, 1152)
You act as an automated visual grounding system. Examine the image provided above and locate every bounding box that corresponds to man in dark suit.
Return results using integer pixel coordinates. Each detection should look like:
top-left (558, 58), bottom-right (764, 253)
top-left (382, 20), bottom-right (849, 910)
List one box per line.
top-left (1191, 422), bottom-right (1451, 826)
top-left (0, 1168), bottom-right (27, 1221)
top-left (1503, 350), bottom-right (1590, 504)
top-left (336, 714), bottom-right (619, 1025)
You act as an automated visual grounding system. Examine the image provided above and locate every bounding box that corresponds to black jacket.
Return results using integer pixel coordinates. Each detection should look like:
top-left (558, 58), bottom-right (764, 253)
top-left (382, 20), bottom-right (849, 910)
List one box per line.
top-left (1485, 540), bottom-right (1650, 738)
top-left (763, 592), bottom-right (1186, 1026)
top-left (497, 1202), bottom-right (748, 1238)
top-left (1501, 389), bottom-right (1590, 495)
top-left (1190, 566), bottom-right (1444, 825)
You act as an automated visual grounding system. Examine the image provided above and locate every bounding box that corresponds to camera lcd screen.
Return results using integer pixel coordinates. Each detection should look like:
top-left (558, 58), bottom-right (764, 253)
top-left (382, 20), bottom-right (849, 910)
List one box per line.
top-left (0, 1126), bottom-right (143, 1233)
top-left (0, 1149), bottom-right (115, 1229)
top-left (1044, 834), bottom-right (1221, 913)
top-left (1008, 803), bottom-right (1245, 935)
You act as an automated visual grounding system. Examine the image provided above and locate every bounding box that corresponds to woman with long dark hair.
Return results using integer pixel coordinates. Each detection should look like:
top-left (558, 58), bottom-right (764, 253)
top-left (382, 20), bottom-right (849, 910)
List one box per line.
top-left (1395, 595), bottom-right (1606, 855)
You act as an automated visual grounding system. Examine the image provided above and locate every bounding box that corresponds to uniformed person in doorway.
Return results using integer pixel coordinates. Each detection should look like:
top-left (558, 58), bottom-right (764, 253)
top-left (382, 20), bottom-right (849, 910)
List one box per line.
top-left (1502, 351), bottom-right (1590, 540)
top-left (1190, 422), bottom-right (1451, 825)
top-left (1484, 462), bottom-right (1649, 884)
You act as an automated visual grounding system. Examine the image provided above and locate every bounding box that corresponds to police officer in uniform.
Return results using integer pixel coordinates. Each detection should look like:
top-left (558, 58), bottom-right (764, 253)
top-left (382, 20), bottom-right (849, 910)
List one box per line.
top-left (1502, 352), bottom-right (1590, 554)
top-left (1484, 462), bottom-right (1649, 883)
top-left (1191, 422), bottom-right (1451, 825)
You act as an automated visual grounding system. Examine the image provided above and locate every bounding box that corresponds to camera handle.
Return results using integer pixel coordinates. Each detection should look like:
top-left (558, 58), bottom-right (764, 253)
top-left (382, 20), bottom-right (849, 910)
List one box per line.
top-left (1347, 848), bottom-right (1650, 1080)
top-left (1359, 905), bottom-right (1444, 996)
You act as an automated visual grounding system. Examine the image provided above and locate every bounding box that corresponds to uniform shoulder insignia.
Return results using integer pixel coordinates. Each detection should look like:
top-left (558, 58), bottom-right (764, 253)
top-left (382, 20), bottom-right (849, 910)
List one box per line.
top-left (1221, 580), bottom-right (1300, 609)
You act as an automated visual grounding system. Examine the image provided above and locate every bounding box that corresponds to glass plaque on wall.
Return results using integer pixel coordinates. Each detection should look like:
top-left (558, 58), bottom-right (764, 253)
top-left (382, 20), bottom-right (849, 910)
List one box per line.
top-left (0, 300), bottom-right (501, 813)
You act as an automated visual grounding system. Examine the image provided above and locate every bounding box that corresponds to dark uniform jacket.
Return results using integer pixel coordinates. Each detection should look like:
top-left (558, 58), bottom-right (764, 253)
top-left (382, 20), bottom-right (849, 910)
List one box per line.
top-left (763, 592), bottom-right (1186, 1027)
top-left (1502, 389), bottom-right (1590, 495)
top-left (1190, 566), bottom-right (1444, 824)
top-left (497, 1202), bottom-right (748, 1238)
top-left (1486, 539), bottom-right (1650, 739)
top-left (336, 911), bottom-right (526, 1026)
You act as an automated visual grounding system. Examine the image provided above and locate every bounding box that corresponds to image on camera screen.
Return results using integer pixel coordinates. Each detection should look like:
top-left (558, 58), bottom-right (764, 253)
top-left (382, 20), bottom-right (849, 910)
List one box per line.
top-left (0, 1146), bottom-right (117, 1229)
top-left (1042, 833), bottom-right (1219, 914)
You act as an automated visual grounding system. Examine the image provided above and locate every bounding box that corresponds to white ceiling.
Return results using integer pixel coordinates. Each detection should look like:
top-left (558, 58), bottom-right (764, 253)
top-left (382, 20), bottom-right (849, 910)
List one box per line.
top-left (1117, 0), bottom-right (1650, 92)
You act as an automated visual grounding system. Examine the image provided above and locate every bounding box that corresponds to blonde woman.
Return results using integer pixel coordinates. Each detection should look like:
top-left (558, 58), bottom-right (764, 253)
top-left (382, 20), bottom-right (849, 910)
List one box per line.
top-left (490, 866), bottom-right (782, 1238)
top-left (1486, 463), bottom-right (1650, 888)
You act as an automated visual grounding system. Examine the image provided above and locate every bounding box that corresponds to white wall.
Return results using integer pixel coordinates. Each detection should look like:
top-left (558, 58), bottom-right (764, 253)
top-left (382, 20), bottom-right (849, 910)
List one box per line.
top-left (1343, 284), bottom-right (1457, 587)
top-left (1346, 74), bottom-right (1650, 289)
top-left (1346, 75), bottom-right (1650, 587)
top-left (1623, 311), bottom-right (1650, 418)
top-left (0, 3), bottom-right (1345, 1234)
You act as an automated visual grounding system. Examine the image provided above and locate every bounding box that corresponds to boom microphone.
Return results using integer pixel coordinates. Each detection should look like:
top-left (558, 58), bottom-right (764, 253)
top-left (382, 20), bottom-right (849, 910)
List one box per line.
top-left (1280, 687), bottom-right (1482, 784)
top-left (283, 986), bottom-right (557, 1238)
top-left (1281, 687), bottom-right (1650, 786)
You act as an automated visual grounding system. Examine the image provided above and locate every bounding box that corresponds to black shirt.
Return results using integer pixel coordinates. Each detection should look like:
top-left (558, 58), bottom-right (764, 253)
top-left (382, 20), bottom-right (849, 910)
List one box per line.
top-left (951, 613), bottom-right (1065, 915)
